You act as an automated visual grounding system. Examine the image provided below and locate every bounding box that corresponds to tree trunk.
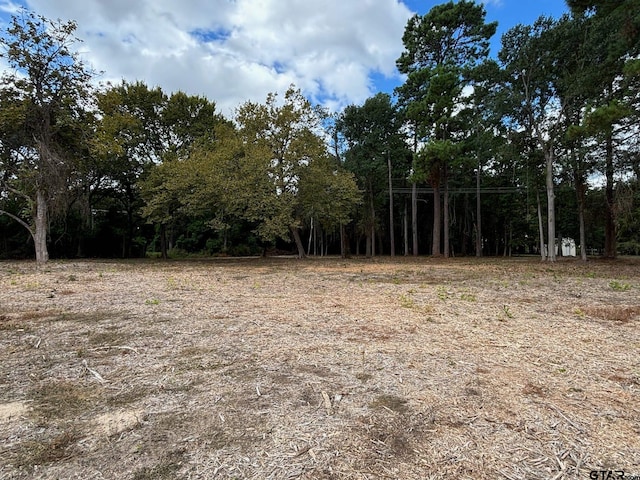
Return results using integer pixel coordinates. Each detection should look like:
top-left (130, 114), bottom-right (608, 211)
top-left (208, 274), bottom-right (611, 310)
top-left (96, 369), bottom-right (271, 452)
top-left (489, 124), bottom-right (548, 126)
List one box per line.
top-left (369, 183), bottom-right (376, 257)
top-left (557, 230), bottom-right (563, 258)
top-left (432, 181), bottom-right (441, 257)
top-left (476, 163), bottom-right (482, 257)
top-left (545, 149), bottom-right (556, 262)
top-left (340, 223), bottom-right (346, 258)
top-left (575, 173), bottom-right (588, 262)
top-left (411, 182), bottom-right (418, 256)
top-left (604, 131), bottom-right (616, 258)
top-left (307, 217), bottom-right (314, 256)
top-left (443, 168), bottom-right (450, 258)
top-left (160, 224), bottom-right (168, 259)
top-left (403, 200), bottom-right (409, 256)
top-left (34, 188), bottom-right (49, 264)
top-left (290, 226), bottom-right (306, 258)
top-left (537, 191), bottom-right (545, 261)
top-left (387, 151), bottom-right (395, 257)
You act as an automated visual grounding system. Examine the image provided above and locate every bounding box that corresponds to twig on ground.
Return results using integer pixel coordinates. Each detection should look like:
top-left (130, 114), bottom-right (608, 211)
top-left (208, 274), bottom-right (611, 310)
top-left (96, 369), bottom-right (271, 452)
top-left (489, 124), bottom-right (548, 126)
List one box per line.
top-left (82, 359), bottom-right (106, 383)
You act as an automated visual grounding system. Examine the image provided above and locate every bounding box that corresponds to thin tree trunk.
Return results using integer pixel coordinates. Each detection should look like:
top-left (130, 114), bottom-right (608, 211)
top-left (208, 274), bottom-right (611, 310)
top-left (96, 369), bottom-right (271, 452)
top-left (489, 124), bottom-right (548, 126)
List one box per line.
top-left (604, 131), bottom-right (616, 258)
top-left (411, 182), bottom-right (418, 256)
top-left (160, 224), bottom-right (168, 259)
top-left (537, 191), bottom-right (545, 261)
top-left (575, 173), bottom-right (588, 261)
top-left (369, 182), bottom-right (376, 257)
top-left (307, 217), bottom-right (313, 256)
top-left (443, 168), bottom-right (450, 258)
top-left (34, 188), bottom-right (49, 264)
top-left (476, 162), bottom-right (482, 257)
top-left (403, 200), bottom-right (408, 256)
top-left (432, 181), bottom-right (441, 257)
top-left (545, 149), bottom-right (556, 262)
top-left (387, 151), bottom-right (395, 257)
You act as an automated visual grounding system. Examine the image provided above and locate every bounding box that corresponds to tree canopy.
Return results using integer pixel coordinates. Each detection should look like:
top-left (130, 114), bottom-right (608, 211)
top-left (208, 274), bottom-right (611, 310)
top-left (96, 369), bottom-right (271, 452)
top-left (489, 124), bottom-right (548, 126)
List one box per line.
top-left (1, 3), bottom-right (639, 261)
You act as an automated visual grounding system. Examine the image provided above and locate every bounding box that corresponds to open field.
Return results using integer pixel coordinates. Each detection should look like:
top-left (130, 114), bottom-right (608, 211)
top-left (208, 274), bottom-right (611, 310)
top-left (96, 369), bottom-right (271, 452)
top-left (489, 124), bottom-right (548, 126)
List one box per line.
top-left (0, 256), bottom-right (639, 479)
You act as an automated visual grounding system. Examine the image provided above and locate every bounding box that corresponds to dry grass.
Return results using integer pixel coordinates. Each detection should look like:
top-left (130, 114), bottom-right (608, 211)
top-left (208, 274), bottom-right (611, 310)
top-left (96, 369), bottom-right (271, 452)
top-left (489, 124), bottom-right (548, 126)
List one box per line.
top-left (0, 256), bottom-right (639, 479)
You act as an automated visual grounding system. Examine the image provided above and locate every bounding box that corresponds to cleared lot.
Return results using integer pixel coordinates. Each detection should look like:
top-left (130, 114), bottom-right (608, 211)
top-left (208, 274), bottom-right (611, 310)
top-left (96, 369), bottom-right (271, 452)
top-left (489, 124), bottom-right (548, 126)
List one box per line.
top-left (0, 257), bottom-right (638, 479)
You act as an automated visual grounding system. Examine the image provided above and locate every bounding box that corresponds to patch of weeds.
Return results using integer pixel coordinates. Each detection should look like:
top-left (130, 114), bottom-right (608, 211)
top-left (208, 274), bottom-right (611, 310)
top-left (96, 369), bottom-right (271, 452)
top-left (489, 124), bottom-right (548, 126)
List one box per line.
top-left (609, 280), bottom-right (632, 292)
top-left (145, 298), bottom-right (160, 305)
top-left (436, 285), bottom-right (450, 301)
top-left (573, 307), bottom-right (585, 318)
top-left (370, 394), bottom-right (408, 414)
top-left (67, 274), bottom-right (78, 282)
top-left (398, 294), bottom-right (416, 309)
top-left (502, 305), bottom-right (514, 319)
top-left (460, 292), bottom-right (476, 302)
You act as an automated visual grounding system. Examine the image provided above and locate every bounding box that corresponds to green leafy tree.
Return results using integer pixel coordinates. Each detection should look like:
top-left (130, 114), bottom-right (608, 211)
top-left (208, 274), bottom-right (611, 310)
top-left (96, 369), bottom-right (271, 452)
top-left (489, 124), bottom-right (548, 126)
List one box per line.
top-left (338, 93), bottom-right (409, 256)
top-left (297, 155), bottom-right (361, 257)
top-left (564, 0), bottom-right (640, 257)
top-left (141, 122), bottom-right (244, 256)
top-left (94, 81), bottom-right (166, 256)
top-left (498, 17), bottom-right (568, 261)
top-left (0, 10), bottom-right (94, 263)
top-left (235, 86), bottom-right (330, 257)
top-left (396, 0), bottom-right (496, 257)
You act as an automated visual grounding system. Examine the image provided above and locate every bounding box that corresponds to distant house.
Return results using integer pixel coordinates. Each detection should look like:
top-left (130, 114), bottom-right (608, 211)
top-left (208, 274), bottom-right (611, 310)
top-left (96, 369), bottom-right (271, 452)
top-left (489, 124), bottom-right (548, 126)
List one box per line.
top-left (544, 238), bottom-right (577, 257)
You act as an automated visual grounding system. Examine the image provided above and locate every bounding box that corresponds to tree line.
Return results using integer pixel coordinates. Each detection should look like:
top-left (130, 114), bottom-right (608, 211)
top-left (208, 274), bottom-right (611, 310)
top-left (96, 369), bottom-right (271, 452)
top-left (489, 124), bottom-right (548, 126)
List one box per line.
top-left (1, 0), bottom-right (638, 263)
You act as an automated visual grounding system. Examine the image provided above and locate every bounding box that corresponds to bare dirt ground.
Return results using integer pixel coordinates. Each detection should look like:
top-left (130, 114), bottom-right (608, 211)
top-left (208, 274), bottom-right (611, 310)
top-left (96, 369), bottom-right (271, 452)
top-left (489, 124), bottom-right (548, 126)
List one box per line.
top-left (0, 256), bottom-right (638, 480)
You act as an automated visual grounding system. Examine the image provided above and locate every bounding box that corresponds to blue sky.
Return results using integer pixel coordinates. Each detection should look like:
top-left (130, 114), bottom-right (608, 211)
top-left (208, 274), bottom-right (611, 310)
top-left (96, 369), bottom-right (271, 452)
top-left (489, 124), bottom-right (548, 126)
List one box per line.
top-left (375, 0), bottom-right (570, 94)
top-left (0, 0), bottom-right (569, 116)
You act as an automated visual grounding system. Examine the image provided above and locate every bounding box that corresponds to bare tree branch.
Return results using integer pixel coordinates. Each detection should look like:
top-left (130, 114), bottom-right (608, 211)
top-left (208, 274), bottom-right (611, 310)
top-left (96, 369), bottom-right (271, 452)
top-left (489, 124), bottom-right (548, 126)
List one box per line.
top-left (0, 208), bottom-right (35, 238)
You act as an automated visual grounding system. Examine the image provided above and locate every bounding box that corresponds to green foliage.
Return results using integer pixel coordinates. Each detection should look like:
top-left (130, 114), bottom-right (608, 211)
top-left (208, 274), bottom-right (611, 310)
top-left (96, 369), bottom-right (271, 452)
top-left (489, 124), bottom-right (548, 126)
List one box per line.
top-left (609, 280), bottom-right (632, 292)
top-left (0, 9), bottom-right (96, 262)
top-left (141, 87), bottom-right (360, 258)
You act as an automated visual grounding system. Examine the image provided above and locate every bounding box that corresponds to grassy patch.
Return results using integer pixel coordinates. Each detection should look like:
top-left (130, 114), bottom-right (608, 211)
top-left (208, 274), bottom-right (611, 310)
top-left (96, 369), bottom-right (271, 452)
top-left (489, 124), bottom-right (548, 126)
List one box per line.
top-left (609, 280), bottom-right (632, 292)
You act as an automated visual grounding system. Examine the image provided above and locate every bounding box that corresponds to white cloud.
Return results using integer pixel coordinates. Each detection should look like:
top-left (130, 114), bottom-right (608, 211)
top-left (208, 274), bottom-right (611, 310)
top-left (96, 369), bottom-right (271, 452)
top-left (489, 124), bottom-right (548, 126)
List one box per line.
top-left (12, 0), bottom-right (413, 116)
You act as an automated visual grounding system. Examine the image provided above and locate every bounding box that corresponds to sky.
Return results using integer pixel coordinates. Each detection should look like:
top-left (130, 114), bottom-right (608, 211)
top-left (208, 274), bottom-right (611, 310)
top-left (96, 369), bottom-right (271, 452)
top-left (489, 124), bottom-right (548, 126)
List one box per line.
top-left (0, 0), bottom-right (569, 117)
